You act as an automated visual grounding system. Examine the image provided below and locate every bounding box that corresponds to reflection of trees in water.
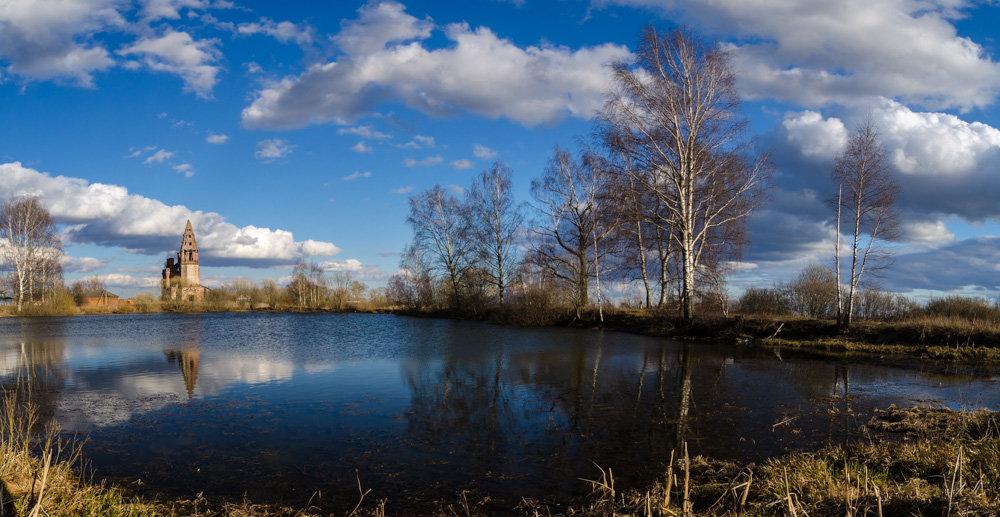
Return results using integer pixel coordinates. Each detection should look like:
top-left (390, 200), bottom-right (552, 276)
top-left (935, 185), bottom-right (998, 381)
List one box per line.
top-left (398, 337), bottom-right (885, 504)
top-left (402, 350), bottom-right (513, 464)
top-left (0, 327), bottom-right (67, 431)
top-left (399, 339), bottom-right (706, 498)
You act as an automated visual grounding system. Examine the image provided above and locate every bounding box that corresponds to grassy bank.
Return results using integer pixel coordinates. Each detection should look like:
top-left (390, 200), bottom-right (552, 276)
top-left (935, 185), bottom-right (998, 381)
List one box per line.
top-left (396, 306), bottom-right (1000, 362)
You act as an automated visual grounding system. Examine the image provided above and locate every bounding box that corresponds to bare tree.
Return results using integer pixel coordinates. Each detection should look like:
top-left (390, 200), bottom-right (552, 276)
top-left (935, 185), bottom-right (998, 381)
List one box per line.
top-left (0, 198), bottom-right (62, 311)
top-left (832, 117), bottom-right (900, 328)
top-left (467, 161), bottom-right (524, 305)
top-left (288, 260), bottom-right (326, 309)
top-left (529, 147), bottom-right (614, 318)
top-left (601, 27), bottom-right (769, 322)
top-left (407, 185), bottom-right (472, 309)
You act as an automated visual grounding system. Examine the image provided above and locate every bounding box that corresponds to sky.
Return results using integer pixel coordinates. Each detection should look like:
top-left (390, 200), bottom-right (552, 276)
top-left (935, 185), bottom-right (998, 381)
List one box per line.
top-left (1, 0), bottom-right (999, 300)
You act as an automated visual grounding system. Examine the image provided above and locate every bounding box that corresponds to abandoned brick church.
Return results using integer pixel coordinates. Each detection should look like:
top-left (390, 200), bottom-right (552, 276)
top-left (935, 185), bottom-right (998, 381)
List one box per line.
top-left (161, 220), bottom-right (206, 301)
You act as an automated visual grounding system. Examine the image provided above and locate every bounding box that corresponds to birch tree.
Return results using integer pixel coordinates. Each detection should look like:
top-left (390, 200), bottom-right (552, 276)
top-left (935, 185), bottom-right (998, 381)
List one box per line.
top-left (529, 147), bottom-right (615, 319)
top-left (832, 117), bottom-right (899, 329)
top-left (467, 161), bottom-right (523, 305)
top-left (602, 27), bottom-right (768, 322)
top-left (407, 185), bottom-right (472, 309)
top-left (0, 198), bottom-right (61, 311)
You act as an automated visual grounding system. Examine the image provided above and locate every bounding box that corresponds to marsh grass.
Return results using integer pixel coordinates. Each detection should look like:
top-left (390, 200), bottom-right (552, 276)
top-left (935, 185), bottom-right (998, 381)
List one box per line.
top-left (544, 406), bottom-right (1000, 517)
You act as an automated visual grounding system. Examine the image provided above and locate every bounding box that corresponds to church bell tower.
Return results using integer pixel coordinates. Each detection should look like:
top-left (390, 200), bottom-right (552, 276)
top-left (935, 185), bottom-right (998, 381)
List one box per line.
top-left (179, 220), bottom-right (200, 286)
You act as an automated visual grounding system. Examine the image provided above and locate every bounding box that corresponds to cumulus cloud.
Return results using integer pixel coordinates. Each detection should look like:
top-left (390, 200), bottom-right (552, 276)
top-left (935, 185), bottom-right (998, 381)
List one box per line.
top-left (404, 155), bottom-right (443, 167)
top-left (451, 159), bottom-right (472, 170)
top-left (598, 0), bottom-right (1000, 110)
top-left (351, 141), bottom-right (372, 153)
top-left (318, 258), bottom-right (390, 281)
top-left (61, 255), bottom-right (108, 273)
top-left (241, 1), bottom-right (630, 129)
top-left (254, 139), bottom-right (292, 161)
top-left (781, 111), bottom-right (847, 161)
top-left (391, 185), bottom-right (413, 194)
top-left (0, 161), bottom-right (341, 267)
top-left (139, 0), bottom-right (208, 22)
top-left (777, 98), bottom-right (1000, 222)
top-left (119, 30), bottom-right (222, 97)
top-left (473, 144), bottom-right (497, 159)
top-left (99, 273), bottom-right (160, 288)
top-left (337, 125), bottom-right (391, 139)
top-left (0, 0), bottom-right (122, 85)
top-left (206, 133), bottom-right (228, 144)
top-left (237, 17), bottom-right (314, 46)
top-left (343, 171), bottom-right (371, 180)
top-left (734, 98), bottom-right (1000, 295)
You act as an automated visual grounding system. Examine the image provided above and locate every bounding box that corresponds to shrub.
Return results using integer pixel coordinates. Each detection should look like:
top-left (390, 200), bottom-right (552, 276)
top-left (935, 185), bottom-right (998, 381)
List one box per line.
top-left (786, 264), bottom-right (838, 318)
top-left (854, 288), bottom-right (917, 321)
top-left (924, 296), bottom-right (1000, 323)
top-left (736, 287), bottom-right (791, 316)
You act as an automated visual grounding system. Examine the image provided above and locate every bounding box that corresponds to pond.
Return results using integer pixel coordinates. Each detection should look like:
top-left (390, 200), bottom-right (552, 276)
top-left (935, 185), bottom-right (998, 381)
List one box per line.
top-left (0, 312), bottom-right (998, 513)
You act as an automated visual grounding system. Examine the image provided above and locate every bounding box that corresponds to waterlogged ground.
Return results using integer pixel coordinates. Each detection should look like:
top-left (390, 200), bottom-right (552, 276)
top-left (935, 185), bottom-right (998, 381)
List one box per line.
top-left (1, 313), bottom-right (999, 513)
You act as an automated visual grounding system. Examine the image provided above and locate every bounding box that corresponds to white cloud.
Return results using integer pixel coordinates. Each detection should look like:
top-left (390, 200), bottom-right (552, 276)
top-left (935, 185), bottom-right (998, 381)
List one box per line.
top-left (332, 1), bottom-right (433, 57)
top-left (237, 17), bottom-right (314, 46)
top-left (0, 161), bottom-right (341, 266)
top-left (139, 0), bottom-right (208, 22)
top-left (392, 185), bottom-right (414, 194)
top-left (473, 144), bottom-right (497, 159)
top-left (337, 125), bottom-right (391, 139)
top-left (0, 0), bottom-right (123, 85)
top-left (779, 98), bottom-right (1000, 221)
top-left (99, 273), bottom-right (160, 288)
top-left (172, 163), bottom-right (194, 177)
top-left (400, 135), bottom-right (435, 149)
top-left (450, 159), bottom-right (472, 170)
top-left (254, 139), bottom-right (292, 161)
top-left (448, 184), bottom-right (466, 195)
top-left (343, 171), bottom-right (372, 180)
top-left (61, 255), bottom-right (107, 273)
top-left (598, 0), bottom-right (1000, 110)
top-left (241, 1), bottom-right (630, 129)
top-left (318, 258), bottom-right (390, 281)
top-left (119, 30), bottom-right (222, 98)
top-left (143, 149), bottom-right (174, 164)
top-left (404, 155), bottom-right (443, 167)
top-left (206, 133), bottom-right (229, 144)
top-left (351, 141), bottom-right (372, 153)
top-left (899, 220), bottom-right (956, 245)
top-left (781, 111), bottom-right (847, 161)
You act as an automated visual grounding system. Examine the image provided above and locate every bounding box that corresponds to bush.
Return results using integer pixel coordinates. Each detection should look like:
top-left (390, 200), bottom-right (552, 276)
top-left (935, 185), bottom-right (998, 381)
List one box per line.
top-left (854, 288), bottom-right (917, 321)
top-left (736, 287), bottom-right (791, 316)
top-left (924, 296), bottom-right (1000, 323)
top-left (786, 264), bottom-right (838, 318)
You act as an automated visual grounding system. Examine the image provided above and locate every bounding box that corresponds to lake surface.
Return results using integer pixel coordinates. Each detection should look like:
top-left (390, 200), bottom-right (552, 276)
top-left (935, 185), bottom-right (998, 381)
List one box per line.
top-left (1, 312), bottom-right (998, 513)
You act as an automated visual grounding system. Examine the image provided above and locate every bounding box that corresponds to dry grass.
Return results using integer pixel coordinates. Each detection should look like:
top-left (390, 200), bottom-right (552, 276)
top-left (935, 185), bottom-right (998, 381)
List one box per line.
top-left (529, 406), bottom-right (1000, 517)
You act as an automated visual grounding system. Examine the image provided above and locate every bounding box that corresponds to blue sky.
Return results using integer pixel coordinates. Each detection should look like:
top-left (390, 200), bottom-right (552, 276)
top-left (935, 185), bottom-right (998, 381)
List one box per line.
top-left (1, 0), bottom-right (999, 299)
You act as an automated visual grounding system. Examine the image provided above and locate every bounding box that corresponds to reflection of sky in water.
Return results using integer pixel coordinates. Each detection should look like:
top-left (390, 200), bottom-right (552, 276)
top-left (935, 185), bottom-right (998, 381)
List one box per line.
top-left (2, 313), bottom-right (1000, 512)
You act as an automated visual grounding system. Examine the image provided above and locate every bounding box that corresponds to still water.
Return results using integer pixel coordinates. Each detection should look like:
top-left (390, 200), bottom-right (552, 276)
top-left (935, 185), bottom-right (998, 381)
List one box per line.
top-left (1, 312), bottom-right (998, 512)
